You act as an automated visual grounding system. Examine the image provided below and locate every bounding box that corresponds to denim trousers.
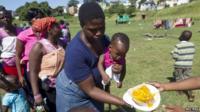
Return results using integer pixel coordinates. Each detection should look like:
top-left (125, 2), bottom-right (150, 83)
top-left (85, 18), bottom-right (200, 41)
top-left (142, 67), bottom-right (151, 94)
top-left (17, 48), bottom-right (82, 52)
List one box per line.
top-left (56, 70), bottom-right (104, 112)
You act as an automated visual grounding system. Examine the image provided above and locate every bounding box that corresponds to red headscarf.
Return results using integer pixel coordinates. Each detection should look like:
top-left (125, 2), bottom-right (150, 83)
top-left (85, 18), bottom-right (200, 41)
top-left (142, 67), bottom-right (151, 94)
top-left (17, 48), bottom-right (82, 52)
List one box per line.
top-left (32, 17), bottom-right (56, 32)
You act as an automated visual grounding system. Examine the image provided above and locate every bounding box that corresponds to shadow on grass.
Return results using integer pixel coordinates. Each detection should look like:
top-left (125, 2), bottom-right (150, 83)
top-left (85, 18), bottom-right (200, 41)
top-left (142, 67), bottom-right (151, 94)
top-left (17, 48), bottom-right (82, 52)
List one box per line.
top-left (104, 106), bottom-right (136, 112)
top-left (166, 77), bottom-right (175, 82)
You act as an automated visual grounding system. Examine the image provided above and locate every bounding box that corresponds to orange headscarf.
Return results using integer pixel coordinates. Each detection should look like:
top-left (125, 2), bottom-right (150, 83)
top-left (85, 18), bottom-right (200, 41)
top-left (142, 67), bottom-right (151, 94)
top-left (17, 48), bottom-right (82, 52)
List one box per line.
top-left (32, 17), bottom-right (56, 32)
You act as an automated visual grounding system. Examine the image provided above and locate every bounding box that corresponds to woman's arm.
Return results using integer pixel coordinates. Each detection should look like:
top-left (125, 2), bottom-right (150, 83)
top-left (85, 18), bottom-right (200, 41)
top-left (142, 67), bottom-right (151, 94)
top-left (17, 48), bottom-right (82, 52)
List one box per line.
top-left (78, 75), bottom-right (126, 106)
top-left (153, 77), bottom-right (200, 91)
top-left (164, 77), bottom-right (200, 91)
top-left (15, 39), bottom-right (25, 86)
top-left (29, 43), bottom-right (44, 104)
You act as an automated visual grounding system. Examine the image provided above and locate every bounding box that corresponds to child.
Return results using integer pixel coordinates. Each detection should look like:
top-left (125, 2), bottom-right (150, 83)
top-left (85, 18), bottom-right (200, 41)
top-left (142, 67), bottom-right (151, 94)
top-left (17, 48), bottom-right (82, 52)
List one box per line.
top-left (171, 30), bottom-right (195, 102)
top-left (98, 32), bottom-right (130, 88)
top-left (0, 74), bottom-right (30, 112)
top-left (58, 20), bottom-right (71, 48)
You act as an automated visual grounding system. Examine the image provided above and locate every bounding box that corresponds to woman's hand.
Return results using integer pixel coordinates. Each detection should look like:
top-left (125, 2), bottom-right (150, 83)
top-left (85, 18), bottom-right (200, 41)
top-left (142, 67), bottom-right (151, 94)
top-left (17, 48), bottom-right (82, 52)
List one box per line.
top-left (18, 76), bottom-right (26, 87)
top-left (164, 105), bottom-right (185, 112)
top-left (34, 94), bottom-right (43, 106)
top-left (150, 82), bottom-right (165, 91)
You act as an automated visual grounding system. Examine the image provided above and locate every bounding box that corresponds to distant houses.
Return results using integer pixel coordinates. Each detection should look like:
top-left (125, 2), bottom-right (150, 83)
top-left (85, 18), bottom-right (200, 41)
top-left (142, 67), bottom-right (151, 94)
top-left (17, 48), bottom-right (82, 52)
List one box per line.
top-left (165, 0), bottom-right (190, 7)
top-left (138, 0), bottom-right (157, 11)
top-left (136, 0), bottom-right (190, 11)
top-left (63, 0), bottom-right (190, 15)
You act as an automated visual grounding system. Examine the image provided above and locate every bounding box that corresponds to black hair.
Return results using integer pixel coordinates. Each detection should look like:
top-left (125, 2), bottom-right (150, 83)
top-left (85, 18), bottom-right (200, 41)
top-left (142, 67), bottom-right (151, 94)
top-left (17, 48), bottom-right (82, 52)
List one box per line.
top-left (26, 8), bottom-right (45, 22)
top-left (179, 30), bottom-right (192, 41)
top-left (78, 2), bottom-right (105, 27)
top-left (0, 5), bottom-right (6, 11)
top-left (0, 6), bottom-right (11, 19)
top-left (0, 74), bottom-right (20, 91)
top-left (59, 19), bottom-right (65, 25)
top-left (111, 32), bottom-right (130, 51)
top-left (47, 22), bottom-right (61, 37)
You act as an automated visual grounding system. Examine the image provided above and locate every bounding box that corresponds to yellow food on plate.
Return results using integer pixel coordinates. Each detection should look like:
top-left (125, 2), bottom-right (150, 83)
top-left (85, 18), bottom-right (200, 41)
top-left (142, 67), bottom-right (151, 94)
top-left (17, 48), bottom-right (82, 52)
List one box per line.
top-left (131, 85), bottom-right (155, 107)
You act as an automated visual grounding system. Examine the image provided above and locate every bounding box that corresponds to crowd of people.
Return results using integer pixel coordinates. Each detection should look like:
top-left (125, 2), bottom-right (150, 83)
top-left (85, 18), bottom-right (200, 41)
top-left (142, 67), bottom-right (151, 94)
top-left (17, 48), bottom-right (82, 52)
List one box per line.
top-left (0, 2), bottom-right (198, 112)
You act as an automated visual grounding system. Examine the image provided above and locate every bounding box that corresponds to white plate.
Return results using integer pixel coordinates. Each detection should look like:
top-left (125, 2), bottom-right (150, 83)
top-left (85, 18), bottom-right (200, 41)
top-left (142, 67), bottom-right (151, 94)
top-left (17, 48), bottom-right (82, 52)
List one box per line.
top-left (123, 83), bottom-right (161, 112)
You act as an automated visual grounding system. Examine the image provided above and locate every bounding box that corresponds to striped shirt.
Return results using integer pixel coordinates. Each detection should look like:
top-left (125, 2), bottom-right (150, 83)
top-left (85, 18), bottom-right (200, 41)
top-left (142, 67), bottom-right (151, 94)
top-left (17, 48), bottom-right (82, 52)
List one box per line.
top-left (171, 41), bottom-right (195, 68)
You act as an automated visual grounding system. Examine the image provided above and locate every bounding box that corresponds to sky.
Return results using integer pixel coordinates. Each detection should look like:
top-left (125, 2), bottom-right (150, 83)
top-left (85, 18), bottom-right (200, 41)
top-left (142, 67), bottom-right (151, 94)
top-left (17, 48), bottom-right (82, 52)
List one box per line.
top-left (0, 0), bottom-right (83, 11)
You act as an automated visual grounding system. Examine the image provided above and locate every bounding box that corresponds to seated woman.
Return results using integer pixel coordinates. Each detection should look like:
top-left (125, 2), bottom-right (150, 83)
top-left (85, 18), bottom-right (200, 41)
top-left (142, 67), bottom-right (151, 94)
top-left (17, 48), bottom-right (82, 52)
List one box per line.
top-left (29, 21), bottom-right (64, 112)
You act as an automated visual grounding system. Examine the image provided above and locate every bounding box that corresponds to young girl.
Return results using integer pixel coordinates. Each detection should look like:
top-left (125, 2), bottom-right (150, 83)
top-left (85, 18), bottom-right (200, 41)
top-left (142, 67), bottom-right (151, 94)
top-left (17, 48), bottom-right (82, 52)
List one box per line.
top-left (98, 32), bottom-right (130, 88)
top-left (0, 75), bottom-right (30, 112)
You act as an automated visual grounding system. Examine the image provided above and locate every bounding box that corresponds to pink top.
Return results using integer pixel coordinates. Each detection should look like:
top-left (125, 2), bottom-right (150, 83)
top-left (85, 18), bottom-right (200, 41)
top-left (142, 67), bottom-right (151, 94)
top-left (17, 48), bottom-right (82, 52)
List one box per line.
top-left (17, 27), bottom-right (43, 62)
top-left (39, 38), bottom-right (58, 54)
top-left (17, 27), bottom-right (44, 71)
top-left (103, 48), bottom-right (125, 68)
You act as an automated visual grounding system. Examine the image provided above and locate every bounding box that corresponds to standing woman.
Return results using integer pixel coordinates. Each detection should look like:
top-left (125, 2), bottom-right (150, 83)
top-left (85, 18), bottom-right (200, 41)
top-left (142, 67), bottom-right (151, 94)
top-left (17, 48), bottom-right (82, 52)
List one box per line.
top-left (29, 22), bottom-right (64, 112)
top-left (56, 2), bottom-right (127, 112)
top-left (15, 17), bottom-right (56, 108)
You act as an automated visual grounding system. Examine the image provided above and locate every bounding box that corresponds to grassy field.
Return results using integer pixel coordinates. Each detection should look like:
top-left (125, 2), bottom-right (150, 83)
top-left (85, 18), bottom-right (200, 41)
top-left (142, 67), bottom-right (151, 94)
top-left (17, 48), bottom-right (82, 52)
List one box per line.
top-left (1, 1), bottom-right (200, 112)
top-left (68, 6), bottom-right (200, 112)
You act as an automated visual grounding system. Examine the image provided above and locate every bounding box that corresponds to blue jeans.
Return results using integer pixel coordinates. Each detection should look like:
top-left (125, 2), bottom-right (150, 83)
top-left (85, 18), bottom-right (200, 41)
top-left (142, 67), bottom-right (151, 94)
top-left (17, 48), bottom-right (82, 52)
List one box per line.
top-left (56, 70), bottom-right (104, 112)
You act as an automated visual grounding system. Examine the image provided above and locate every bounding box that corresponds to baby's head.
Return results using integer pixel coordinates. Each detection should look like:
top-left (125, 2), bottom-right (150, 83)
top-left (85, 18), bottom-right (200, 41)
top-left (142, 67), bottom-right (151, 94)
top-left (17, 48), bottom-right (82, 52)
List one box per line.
top-left (0, 74), bottom-right (21, 92)
top-left (109, 32), bottom-right (130, 61)
top-left (179, 30), bottom-right (192, 41)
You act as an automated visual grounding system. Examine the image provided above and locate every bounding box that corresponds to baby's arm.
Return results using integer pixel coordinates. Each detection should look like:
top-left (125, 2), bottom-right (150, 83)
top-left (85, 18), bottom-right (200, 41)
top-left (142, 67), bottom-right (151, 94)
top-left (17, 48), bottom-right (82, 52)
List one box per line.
top-left (120, 63), bottom-right (126, 82)
top-left (98, 54), bottom-right (110, 84)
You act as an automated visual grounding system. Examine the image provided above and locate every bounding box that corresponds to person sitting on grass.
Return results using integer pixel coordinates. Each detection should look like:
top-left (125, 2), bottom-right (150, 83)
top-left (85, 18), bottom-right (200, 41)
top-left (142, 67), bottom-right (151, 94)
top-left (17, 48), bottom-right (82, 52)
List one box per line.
top-left (98, 32), bottom-right (129, 89)
top-left (0, 74), bottom-right (30, 112)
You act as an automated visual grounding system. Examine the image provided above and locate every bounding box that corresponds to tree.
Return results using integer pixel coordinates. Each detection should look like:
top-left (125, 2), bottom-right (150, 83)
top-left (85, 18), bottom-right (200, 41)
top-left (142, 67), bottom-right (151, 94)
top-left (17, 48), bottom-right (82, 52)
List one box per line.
top-left (68, 0), bottom-right (79, 7)
top-left (128, 0), bottom-right (137, 6)
top-left (126, 6), bottom-right (136, 15)
top-left (15, 1), bottom-right (51, 20)
top-left (108, 3), bottom-right (125, 15)
top-left (138, 0), bottom-right (146, 8)
top-left (52, 6), bottom-right (64, 16)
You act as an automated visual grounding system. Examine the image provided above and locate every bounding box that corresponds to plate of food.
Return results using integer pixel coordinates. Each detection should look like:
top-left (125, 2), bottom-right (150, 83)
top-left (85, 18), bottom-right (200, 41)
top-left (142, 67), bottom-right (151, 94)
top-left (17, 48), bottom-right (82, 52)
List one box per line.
top-left (123, 83), bottom-right (161, 112)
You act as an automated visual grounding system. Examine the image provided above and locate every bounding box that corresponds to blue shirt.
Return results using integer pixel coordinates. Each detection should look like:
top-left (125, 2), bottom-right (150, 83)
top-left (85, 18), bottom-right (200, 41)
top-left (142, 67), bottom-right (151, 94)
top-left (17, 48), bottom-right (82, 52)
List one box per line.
top-left (64, 32), bottom-right (110, 84)
top-left (2, 89), bottom-right (30, 112)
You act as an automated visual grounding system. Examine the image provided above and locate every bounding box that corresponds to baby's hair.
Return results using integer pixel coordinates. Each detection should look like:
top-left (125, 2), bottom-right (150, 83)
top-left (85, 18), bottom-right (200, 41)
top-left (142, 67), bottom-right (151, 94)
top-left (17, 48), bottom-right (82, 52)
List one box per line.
top-left (111, 32), bottom-right (130, 51)
top-left (179, 30), bottom-right (192, 41)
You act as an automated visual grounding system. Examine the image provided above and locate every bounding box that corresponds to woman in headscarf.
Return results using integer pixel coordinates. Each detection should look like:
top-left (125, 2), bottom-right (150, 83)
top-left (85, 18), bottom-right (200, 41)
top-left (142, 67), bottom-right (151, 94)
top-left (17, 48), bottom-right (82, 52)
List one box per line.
top-left (16, 17), bottom-right (56, 108)
top-left (29, 21), bottom-right (64, 112)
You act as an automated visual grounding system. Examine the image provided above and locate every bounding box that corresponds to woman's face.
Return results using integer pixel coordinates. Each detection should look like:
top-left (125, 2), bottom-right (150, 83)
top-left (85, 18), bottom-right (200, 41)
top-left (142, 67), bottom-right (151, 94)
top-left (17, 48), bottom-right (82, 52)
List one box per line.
top-left (0, 11), bottom-right (12, 26)
top-left (83, 18), bottom-right (105, 41)
top-left (51, 26), bottom-right (62, 41)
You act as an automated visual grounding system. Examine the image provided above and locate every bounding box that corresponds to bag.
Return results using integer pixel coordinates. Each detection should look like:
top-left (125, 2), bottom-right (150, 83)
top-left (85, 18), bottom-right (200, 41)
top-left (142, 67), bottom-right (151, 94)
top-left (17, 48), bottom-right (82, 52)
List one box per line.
top-left (39, 48), bottom-right (65, 79)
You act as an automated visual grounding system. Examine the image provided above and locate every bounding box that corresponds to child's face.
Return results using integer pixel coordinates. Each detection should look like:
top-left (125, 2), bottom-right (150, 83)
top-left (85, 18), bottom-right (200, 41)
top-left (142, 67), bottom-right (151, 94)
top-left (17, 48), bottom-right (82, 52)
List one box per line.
top-left (109, 42), bottom-right (127, 61)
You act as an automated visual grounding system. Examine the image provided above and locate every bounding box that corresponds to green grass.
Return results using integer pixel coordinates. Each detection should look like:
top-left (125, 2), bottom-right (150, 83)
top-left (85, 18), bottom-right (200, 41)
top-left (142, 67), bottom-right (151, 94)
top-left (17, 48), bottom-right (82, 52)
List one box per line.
top-left (68, 9), bottom-right (200, 112)
top-left (144, 0), bottom-right (200, 20)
